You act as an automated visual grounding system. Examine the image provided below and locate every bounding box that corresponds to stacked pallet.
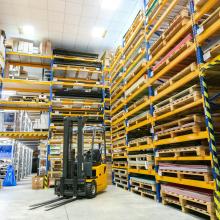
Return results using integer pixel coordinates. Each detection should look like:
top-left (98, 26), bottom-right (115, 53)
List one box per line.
top-left (110, 47), bottom-right (128, 190)
top-left (123, 10), bottom-right (157, 198)
top-left (110, 0), bottom-right (220, 219)
top-left (193, 1), bottom-right (220, 218)
top-left (146, 1), bottom-right (217, 219)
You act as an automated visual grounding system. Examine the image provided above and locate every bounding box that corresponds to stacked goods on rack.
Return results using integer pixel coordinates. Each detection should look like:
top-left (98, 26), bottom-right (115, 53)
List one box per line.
top-left (49, 50), bottom-right (108, 180)
top-left (123, 9), bottom-right (156, 198)
top-left (6, 38), bottom-right (52, 56)
top-left (130, 176), bottom-right (156, 200)
top-left (145, 0), bottom-right (217, 219)
top-left (192, 1), bottom-right (220, 218)
top-left (110, 47), bottom-right (128, 190)
top-left (109, 1), bottom-right (220, 218)
top-left (161, 184), bottom-right (215, 218)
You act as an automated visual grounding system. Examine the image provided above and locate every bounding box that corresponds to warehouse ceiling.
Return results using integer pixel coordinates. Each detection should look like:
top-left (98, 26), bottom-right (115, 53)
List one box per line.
top-left (0, 0), bottom-right (142, 55)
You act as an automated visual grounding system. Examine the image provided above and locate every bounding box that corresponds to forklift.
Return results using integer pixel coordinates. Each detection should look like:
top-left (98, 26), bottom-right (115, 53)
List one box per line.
top-left (30, 117), bottom-right (107, 210)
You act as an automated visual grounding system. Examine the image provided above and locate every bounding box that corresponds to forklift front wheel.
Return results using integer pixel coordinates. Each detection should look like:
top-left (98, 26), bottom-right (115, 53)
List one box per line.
top-left (86, 181), bottom-right (97, 199)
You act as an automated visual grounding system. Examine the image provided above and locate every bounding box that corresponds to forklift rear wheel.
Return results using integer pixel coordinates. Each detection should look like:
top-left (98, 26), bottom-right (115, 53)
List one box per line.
top-left (86, 181), bottom-right (97, 199)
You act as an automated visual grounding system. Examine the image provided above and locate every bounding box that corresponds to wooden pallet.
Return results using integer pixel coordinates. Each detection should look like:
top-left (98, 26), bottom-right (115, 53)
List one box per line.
top-left (112, 151), bottom-right (127, 158)
top-left (154, 114), bottom-right (205, 140)
top-left (162, 9), bottom-right (189, 41)
top-left (112, 130), bottom-right (126, 139)
top-left (112, 122), bottom-right (125, 133)
top-left (124, 44), bottom-right (145, 70)
top-left (128, 163), bottom-right (154, 171)
top-left (124, 10), bottom-right (144, 45)
top-left (113, 168), bottom-right (128, 175)
top-left (112, 138), bottom-right (126, 148)
top-left (155, 63), bottom-right (197, 95)
top-left (131, 188), bottom-right (157, 200)
top-left (128, 154), bottom-right (154, 162)
top-left (115, 182), bottom-right (129, 190)
top-left (111, 97), bottom-right (124, 111)
top-left (115, 177), bottom-right (128, 185)
top-left (158, 169), bottom-right (212, 183)
top-left (150, 10), bottom-right (190, 57)
top-left (112, 110), bottom-right (125, 122)
top-left (153, 34), bottom-right (193, 73)
top-left (154, 85), bottom-right (202, 116)
top-left (128, 136), bottom-right (152, 147)
top-left (161, 190), bottom-right (216, 219)
top-left (124, 33), bottom-right (145, 62)
top-left (127, 96), bottom-right (148, 112)
top-left (125, 75), bottom-right (148, 98)
top-left (128, 111), bottom-right (150, 126)
top-left (156, 145), bottom-right (209, 158)
top-left (130, 180), bottom-right (156, 191)
top-left (124, 57), bottom-right (147, 84)
top-left (113, 162), bottom-right (127, 168)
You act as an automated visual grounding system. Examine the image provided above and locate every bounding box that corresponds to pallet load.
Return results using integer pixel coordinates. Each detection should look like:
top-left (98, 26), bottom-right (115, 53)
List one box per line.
top-left (110, 0), bottom-right (220, 219)
top-left (110, 46), bottom-right (128, 190)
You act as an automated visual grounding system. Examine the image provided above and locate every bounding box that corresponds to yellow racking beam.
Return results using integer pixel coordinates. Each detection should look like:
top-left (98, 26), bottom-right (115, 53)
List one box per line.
top-left (51, 113), bottom-right (103, 117)
top-left (111, 102), bottom-right (125, 117)
top-left (110, 48), bottom-right (123, 73)
top-left (124, 18), bottom-right (145, 53)
top-left (111, 125), bottom-right (126, 134)
top-left (146, 0), bottom-right (179, 41)
top-left (194, 0), bottom-right (219, 22)
top-left (154, 131), bottom-right (208, 146)
top-left (146, 0), bottom-right (170, 28)
top-left (155, 155), bottom-right (212, 162)
top-left (152, 69), bottom-right (200, 103)
top-left (7, 51), bottom-right (52, 59)
top-left (197, 19), bottom-right (220, 45)
top-left (112, 165), bottom-right (128, 170)
top-left (112, 156), bottom-right (128, 159)
top-left (8, 62), bottom-right (50, 69)
top-left (126, 119), bottom-right (151, 132)
top-left (127, 144), bottom-right (154, 152)
top-left (111, 89), bottom-right (125, 104)
top-left (53, 54), bottom-right (101, 64)
top-left (154, 99), bottom-right (203, 122)
top-left (110, 62), bottom-right (124, 82)
top-left (128, 168), bottom-right (155, 176)
top-left (0, 131), bottom-right (48, 139)
top-left (124, 49), bottom-right (146, 80)
top-left (52, 81), bottom-right (108, 89)
top-left (156, 175), bottom-right (215, 190)
top-left (54, 77), bottom-right (97, 84)
top-left (53, 66), bottom-right (102, 74)
top-left (53, 100), bottom-right (102, 105)
top-left (124, 35), bottom-right (145, 64)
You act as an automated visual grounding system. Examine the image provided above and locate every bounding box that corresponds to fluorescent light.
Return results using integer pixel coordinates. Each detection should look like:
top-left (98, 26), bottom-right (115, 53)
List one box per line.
top-left (92, 27), bottom-right (106, 38)
top-left (101, 0), bottom-right (121, 10)
top-left (20, 25), bottom-right (34, 36)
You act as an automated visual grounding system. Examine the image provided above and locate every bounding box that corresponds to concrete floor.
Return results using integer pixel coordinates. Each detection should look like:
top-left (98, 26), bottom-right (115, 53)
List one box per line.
top-left (0, 176), bottom-right (203, 220)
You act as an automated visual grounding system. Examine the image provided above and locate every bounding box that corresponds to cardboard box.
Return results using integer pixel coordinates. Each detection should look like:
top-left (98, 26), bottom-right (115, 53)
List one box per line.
top-left (32, 176), bottom-right (44, 190)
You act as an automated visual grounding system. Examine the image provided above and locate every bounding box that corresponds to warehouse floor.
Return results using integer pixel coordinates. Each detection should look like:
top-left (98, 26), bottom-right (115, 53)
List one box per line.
top-left (0, 176), bottom-right (202, 220)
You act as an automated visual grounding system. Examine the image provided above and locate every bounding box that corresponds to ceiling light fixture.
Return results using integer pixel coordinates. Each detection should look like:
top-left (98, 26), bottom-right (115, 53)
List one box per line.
top-left (19, 25), bottom-right (35, 36)
top-left (101, 0), bottom-right (121, 10)
top-left (92, 27), bottom-right (107, 38)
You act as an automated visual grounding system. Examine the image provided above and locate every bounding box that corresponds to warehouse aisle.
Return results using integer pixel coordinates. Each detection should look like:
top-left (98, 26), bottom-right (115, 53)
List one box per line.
top-left (0, 176), bottom-right (201, 220)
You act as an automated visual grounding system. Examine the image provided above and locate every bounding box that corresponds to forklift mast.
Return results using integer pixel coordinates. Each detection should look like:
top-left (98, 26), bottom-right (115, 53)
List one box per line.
top-left (63, 117), bottom-right (85, 180)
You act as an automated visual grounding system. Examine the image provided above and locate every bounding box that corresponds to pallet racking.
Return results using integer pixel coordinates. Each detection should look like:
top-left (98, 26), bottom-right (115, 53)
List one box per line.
top-left (0, 48), bottom-right (110, 181)
top-left (110, 0), bottom-right (220, 219)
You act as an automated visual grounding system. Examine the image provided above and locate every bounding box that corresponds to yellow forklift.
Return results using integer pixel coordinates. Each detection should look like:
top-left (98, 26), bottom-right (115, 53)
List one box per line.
top-left (30, 117), bottom-right (107, 210)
